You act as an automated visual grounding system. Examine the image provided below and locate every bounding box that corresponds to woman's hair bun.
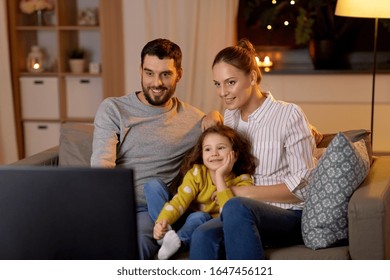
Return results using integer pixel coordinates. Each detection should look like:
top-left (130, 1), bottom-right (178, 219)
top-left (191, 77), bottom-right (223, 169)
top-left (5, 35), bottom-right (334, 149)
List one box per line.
top-left (237, 38), bottom-right (256, 55)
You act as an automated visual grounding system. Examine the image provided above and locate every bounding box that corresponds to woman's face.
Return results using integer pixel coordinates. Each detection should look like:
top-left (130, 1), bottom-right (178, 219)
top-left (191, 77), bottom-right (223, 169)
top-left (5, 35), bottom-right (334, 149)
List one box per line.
top-left (212, 61), bottom-right (253, 111)
top-left (202, 132), bottom-right (234, 172)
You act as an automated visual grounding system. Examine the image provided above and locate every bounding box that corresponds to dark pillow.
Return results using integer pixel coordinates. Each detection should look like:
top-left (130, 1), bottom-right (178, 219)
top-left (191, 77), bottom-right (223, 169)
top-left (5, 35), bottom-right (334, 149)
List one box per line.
top-left (317, 129), bottom-right (372, 164)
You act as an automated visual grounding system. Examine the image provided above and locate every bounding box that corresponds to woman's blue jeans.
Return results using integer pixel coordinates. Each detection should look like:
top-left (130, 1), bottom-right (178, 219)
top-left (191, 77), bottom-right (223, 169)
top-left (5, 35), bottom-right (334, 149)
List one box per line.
top-left (190, 197), bottom-right (303, 260)
top-left (144, 178), bottom-right (212, 248)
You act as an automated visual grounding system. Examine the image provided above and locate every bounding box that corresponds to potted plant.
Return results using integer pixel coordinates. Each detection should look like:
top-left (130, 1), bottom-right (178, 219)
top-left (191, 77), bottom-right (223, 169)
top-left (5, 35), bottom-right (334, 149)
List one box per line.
top-left (68, 47), bottom-right (86, 73)
top-left (295, 0), bottom-right (358, 69)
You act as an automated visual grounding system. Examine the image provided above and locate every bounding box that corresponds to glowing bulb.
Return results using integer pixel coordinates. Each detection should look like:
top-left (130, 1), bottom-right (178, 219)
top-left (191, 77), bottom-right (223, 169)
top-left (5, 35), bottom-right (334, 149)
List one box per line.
top-left (272, 0), bottom-right (277, 4)
top-left (255, 56), bottom-right (260, 66)
top-left (290, 0), bottom-right (295, 5)
top-left (33, 63), bottom-right (40, 69)
top-left (258, 56), bottom-right (273, 68)
top-left (263, 56), bottom-right (272, 66)
top-left (267, 25), bottom-right (272, 30)
top-left (284, 21), bottom-right (289, 26)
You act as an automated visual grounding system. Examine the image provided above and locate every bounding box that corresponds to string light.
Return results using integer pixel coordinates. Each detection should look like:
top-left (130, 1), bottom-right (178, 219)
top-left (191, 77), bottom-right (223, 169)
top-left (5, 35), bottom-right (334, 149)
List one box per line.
top-left (267, 1), bottom-right (294, 32)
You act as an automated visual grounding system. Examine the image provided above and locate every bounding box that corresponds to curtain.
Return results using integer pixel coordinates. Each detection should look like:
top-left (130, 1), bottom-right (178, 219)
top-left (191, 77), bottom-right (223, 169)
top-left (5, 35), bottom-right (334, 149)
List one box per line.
top-left (122, 0), bottom-right (239, 113)
top-left (0, 0), bottom-right (18, 164)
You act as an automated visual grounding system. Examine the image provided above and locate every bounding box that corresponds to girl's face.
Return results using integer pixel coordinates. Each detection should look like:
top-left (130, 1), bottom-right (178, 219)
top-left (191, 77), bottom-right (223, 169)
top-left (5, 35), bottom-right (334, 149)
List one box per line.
top-left (202, 133), bottom-right (234, 171)
top-left (212, 61), bottom-right (253, 111)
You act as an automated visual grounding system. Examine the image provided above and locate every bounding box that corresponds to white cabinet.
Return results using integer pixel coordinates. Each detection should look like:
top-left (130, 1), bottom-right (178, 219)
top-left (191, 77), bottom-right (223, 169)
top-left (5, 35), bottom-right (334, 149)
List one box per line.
top-left (23, 122), bottom-right (60, 157)
top-left (8, 0), bottom-right (124, 158)
top-left (65, 77), bottom-right (103, 118)
top-left (20, 77), bottom-right (60, 119)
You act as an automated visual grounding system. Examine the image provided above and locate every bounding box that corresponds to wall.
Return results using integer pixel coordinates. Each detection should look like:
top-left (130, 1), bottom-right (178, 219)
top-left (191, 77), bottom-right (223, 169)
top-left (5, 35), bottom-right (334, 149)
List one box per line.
top-left (122, 0), bottom-right (238, 114)
top-left (261, 72), bottom-right (390, 153)
top-left (0, 0), bottom-right (18, 164)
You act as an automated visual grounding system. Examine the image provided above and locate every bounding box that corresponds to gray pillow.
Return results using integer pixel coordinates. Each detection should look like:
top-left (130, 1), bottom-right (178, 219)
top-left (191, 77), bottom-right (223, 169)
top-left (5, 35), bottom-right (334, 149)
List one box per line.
top-left (59, 123), bottom-right (94, 167)
top-left (302, 132), bottom-right (370, 250)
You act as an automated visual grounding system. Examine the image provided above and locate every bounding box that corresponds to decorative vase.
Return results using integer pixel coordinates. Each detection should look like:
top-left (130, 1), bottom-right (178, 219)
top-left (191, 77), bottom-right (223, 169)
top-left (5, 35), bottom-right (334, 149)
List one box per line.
top-left (69, 59), bottom-right (85, 73)
top-left (36, 10), bottom-right (44, 26)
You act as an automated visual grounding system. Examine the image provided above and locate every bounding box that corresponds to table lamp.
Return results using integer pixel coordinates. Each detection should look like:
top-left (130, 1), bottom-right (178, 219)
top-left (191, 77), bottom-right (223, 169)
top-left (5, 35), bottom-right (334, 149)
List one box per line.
top-left (335, 0), bottom-right (390, 146)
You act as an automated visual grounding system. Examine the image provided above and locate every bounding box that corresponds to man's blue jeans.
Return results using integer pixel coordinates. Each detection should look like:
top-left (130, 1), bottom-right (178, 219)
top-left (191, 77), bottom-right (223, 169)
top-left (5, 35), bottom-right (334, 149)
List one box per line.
top-left (144, 178), bottom-right (212, 249)
top-left (136, 204), bottom-right (159, 260)
top-left (190, 197), bottom-right (303, 259)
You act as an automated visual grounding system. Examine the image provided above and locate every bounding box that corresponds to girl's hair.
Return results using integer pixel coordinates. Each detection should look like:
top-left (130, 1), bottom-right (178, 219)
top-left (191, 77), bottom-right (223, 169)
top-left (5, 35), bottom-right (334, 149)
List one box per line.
top-left (182, 125), bottom-right (257, 176)
top-left (212, 38), bottom-right (261, 84)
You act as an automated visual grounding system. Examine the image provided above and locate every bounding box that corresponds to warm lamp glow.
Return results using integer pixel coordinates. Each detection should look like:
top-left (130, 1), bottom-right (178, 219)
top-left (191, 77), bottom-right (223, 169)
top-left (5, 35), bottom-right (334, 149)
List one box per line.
top-left (335, 0), bottom-right (390, 18)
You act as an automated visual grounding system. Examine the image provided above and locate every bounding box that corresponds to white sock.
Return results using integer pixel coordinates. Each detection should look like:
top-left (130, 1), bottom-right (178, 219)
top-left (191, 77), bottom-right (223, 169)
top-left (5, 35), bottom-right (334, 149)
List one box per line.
top-left (157, 230), bottom-right (181, 260)
top-left (156, 238), bottom-right (163, 246)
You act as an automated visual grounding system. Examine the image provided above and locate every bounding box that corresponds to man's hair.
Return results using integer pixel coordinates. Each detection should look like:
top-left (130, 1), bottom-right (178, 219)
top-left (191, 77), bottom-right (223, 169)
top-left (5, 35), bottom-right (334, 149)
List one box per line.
top-left (141, 38), bottom-right (182, 71)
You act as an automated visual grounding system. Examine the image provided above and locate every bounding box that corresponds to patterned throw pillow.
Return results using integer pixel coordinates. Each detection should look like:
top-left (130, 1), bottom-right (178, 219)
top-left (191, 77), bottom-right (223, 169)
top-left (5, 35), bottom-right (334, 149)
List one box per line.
top-left (302, 132), bottom-right (370, 250)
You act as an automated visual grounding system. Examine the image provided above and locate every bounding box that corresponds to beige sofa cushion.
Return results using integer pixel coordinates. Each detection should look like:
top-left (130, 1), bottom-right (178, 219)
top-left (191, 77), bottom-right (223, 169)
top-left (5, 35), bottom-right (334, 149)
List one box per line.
top-left (348, 156), bottom-right (390, 259)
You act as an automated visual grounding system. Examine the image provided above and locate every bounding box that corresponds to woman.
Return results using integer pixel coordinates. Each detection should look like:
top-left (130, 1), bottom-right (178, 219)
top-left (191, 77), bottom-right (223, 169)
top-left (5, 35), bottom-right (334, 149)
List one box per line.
top-left (189, 39), bottom-right (316, 260)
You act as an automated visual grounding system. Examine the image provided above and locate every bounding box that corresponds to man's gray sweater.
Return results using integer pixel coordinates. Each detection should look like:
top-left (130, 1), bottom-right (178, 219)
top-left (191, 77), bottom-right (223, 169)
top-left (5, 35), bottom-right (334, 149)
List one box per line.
top-left (91, 92), bottom-right (205, 205)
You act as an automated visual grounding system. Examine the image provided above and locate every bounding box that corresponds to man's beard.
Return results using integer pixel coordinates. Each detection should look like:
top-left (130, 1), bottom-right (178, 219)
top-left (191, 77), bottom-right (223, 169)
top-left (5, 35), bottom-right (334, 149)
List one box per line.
top-left (141, 83), bottom-right (176, 106)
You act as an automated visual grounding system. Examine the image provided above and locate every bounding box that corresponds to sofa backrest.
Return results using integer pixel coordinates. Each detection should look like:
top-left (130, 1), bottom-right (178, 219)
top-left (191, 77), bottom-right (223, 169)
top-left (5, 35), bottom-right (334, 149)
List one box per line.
top-left (59, 122), bottom-right (94, 167)
top-left (317, 129), bottom-right (372, 163)
top-left (58, 122), bottom-right (373, 167)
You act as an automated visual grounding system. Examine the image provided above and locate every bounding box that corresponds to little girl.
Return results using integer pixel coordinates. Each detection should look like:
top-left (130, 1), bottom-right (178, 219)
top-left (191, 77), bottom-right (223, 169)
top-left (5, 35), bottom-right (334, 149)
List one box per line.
top-left (144, 125), bottom-right (257, 259)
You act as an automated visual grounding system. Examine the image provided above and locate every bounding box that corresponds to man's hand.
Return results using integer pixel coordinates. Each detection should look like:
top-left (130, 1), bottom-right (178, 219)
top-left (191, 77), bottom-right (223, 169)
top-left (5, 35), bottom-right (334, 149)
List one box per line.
top-left (153, 220), bottom-right (169, 240)
top-left (202, 110), bottom-right (223, 131)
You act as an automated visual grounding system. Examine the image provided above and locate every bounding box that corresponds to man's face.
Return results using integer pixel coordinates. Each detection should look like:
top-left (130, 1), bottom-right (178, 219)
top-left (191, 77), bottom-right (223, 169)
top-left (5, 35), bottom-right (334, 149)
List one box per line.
top-left (140, 55), bottom-right (182, 106)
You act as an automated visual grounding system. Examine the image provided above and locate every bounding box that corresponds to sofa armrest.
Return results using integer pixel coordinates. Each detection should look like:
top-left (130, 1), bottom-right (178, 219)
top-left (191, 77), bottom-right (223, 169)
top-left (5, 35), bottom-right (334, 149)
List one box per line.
top-left (348, 156), bottom-right (390, 259)
top-left (9, 146), bottom-right (60, 166)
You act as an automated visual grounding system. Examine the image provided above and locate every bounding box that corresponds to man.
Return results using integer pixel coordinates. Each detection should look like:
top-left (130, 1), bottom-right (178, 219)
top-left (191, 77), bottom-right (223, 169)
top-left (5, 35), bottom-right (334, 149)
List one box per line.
top-left (91, 38), bottom-right (222, 259)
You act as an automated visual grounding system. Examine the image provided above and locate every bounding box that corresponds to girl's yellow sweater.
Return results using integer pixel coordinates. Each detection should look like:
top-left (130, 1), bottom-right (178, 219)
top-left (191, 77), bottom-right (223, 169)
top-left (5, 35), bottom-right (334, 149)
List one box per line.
top-left (156, 164), bottom-right (253, 225)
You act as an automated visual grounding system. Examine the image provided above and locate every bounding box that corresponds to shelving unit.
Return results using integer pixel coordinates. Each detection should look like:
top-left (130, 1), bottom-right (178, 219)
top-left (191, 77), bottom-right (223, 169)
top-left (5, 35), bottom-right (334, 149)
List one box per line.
top-left (7, 0), bottom-right (124, 158)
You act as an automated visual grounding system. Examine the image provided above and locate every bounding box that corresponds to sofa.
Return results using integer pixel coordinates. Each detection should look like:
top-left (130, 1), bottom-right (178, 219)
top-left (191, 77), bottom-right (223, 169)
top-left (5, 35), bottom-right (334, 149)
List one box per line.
top-left (9, 122), bottom-right (390, 260)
